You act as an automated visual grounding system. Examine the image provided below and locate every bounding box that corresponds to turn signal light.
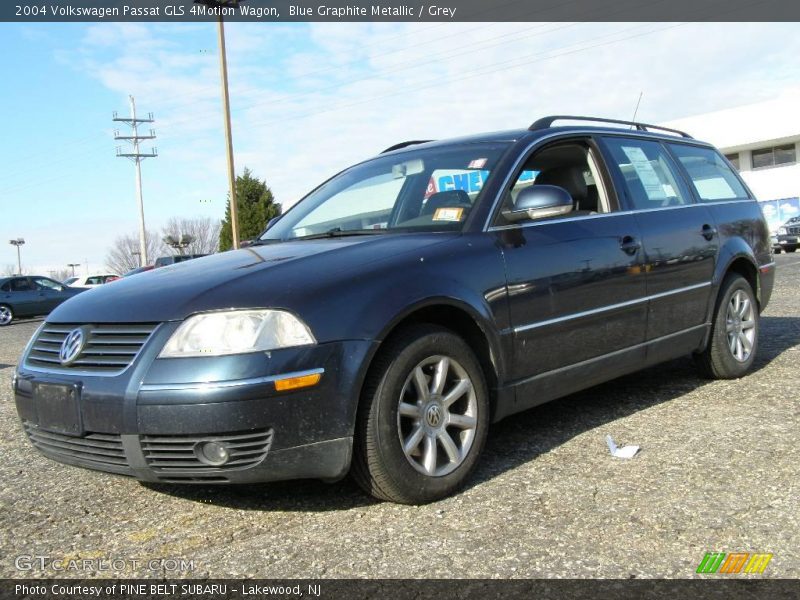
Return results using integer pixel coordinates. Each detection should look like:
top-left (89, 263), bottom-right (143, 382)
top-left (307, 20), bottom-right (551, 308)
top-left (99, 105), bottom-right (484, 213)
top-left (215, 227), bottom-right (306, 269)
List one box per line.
top-left (274, 372), bottom-right (322, 392)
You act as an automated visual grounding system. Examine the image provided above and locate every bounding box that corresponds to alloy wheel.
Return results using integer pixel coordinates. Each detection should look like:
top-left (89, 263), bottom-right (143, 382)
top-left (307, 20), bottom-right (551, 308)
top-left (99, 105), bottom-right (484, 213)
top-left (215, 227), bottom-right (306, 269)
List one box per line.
top-left (0, 306), bottom-right (12, 326)
top-left (726, 289), bottom-right (756, 362)
top-left (397, 355), bottom-right (478, 477)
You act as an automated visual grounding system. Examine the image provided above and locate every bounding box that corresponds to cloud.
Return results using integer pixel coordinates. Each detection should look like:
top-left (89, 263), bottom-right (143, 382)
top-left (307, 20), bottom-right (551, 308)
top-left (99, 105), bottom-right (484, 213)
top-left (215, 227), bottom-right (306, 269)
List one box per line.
top-left (14, 21), bottom-right (800, 270)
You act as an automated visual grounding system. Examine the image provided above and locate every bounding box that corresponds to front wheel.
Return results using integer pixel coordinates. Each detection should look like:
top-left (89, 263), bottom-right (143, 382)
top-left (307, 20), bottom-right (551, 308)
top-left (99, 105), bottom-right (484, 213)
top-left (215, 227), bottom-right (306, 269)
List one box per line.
top-left (0, 305), bottom-right (13, 326)
top-left (695, 274), bottom-right (759, 379)
top-left (352, 325), bottom-right (489, 504)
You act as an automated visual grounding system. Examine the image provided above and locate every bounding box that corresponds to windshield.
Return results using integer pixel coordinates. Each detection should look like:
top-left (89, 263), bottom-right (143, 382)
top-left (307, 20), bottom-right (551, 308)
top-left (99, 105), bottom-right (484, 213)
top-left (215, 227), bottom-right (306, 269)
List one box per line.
top-left (261, 142), bottom-right (510, 241)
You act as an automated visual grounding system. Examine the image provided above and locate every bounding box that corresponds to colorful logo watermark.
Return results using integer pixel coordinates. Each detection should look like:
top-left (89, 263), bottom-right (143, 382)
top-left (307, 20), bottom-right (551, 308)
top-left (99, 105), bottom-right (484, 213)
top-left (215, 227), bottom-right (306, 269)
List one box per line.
top-left (696, 552), bottom-right (773, 574)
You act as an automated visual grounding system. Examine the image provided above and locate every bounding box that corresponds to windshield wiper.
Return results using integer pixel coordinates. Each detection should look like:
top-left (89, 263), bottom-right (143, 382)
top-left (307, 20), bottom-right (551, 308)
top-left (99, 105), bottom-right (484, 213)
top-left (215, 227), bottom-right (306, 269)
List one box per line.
top-left (287, 227), bottom-right (387, 241)
top-left (252, 227), bottom-right (387, 244)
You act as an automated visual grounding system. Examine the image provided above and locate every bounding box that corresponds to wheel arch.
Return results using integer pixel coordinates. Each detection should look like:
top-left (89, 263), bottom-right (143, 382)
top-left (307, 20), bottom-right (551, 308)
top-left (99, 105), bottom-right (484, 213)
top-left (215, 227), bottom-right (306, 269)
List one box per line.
top-left (362, 297), bottom-right (505, 420)
top-left (699, 247), bottom-right (760, 351)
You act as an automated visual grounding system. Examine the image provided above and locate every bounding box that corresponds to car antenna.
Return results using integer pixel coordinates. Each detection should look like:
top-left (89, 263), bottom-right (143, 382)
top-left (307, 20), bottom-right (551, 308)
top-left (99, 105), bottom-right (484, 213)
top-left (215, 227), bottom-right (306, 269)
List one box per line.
top-left (630, 91), bottom-right (643, 128)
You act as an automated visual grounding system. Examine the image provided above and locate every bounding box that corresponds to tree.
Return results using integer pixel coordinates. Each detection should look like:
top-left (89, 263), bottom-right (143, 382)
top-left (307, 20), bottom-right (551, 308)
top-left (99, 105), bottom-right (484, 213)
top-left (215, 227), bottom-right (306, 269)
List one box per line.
top-left (49, 268), bottom-right (73, 282)
top-left (2, 264), bottom-right (26, 276)
top-left (105, 230), bottom-right (166, 275)
top-left (161, 217), bottom-right (221, 255)
top-left (219, 168), bottom-right (281, 251)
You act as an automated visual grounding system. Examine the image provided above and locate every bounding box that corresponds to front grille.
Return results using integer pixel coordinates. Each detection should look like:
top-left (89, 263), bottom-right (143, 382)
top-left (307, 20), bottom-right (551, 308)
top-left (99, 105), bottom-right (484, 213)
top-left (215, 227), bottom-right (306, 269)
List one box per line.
top-left (140, 429), bottom-right (273, 478)
top-left (25, 323), bottom-right (158, 374)
top-left (23, 421), bottom-right (128, 470)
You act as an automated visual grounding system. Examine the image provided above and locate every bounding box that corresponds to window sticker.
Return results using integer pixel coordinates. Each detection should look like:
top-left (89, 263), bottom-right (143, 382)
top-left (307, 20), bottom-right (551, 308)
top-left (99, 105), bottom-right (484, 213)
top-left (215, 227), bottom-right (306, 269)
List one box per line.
top-left (621, 146), bottom-right (668, 200)
top-left (468, 158), bottom-right (488, 169)
top-left (432, 207), bottom-right (464, 222)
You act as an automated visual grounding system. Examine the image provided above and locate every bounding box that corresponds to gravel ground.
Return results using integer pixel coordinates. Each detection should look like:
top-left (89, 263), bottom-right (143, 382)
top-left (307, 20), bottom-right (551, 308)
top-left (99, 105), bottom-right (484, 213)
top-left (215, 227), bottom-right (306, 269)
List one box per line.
top-left (1, 254), bottom-right (798, 579)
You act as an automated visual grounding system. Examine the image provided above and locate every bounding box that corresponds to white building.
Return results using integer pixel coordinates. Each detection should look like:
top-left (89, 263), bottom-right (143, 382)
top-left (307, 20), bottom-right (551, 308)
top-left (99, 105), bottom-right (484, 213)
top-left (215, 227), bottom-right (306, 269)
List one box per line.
top-left (663, 89), bottom-right (800, 231)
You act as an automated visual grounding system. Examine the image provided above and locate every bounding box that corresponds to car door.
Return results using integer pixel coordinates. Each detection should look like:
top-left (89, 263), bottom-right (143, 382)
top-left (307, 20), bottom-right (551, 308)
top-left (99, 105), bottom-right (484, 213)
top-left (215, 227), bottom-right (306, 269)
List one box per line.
top-left (598, 136), bottom-right (718, 353)
top-left (491, 137), bottom-right (648, 410)
top-left (32, 277), bottom-right (68, 313)
top-left (3, 277), bottom-right (38, 316)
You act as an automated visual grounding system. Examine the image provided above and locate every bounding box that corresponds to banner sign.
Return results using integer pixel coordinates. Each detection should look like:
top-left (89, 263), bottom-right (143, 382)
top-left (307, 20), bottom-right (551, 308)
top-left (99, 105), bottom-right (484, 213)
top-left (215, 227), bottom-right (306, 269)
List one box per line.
top-left (3, 0), bottom-right (800, 22)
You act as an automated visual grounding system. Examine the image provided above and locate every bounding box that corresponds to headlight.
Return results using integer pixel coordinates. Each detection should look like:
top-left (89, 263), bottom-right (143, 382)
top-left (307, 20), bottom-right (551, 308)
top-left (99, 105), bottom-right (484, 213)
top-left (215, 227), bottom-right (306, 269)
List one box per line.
top-left (778, 227), bottom-right (787, 235)
top-left (160, 310), bottom-right (315, 358)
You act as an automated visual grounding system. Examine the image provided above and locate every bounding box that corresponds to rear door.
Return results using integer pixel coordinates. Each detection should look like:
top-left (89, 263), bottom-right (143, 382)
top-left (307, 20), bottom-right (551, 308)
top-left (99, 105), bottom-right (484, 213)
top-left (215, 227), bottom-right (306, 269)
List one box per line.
top-left (3, 277), bottom-right (38, 316)
top-left (599, 136), bottom-right (717, 346)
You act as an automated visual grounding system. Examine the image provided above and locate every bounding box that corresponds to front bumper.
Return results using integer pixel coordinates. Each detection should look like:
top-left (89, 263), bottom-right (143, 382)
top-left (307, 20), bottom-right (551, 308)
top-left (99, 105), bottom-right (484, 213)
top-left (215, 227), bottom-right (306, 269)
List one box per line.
top-left (14, 329), bottom-right (377, 484)
top-left (773, 234), bottom-right (799, 249)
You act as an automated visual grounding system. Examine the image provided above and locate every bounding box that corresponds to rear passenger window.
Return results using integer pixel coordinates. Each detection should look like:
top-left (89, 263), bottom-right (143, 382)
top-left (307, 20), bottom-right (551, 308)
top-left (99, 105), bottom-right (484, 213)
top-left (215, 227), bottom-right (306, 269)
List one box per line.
top-left (602, 138), bottom-right (691, 210)
top-left (668, 144), bottom-right (749, 202)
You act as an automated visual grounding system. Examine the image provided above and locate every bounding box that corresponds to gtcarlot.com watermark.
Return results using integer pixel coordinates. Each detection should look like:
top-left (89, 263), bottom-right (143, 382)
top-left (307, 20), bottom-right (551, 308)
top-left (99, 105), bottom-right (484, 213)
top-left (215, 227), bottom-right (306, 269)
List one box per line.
top-left (14, 554), bottom-right (195, 573)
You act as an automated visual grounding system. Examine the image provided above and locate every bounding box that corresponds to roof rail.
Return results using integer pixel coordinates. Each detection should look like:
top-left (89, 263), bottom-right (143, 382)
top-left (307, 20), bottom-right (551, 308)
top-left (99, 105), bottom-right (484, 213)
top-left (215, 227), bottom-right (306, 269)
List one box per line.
top-left (381, 140), bottom-right (432, 154)
top-left (529, 115), bottom-right (692, 139)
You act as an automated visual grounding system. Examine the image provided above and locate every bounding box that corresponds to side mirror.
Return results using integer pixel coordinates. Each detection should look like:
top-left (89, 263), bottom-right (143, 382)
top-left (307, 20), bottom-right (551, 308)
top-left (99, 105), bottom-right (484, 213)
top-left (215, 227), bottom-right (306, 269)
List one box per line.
top-left (502, 185), bottom-right (574, 223)
top-left (266, 216), bottom-right (280, 230)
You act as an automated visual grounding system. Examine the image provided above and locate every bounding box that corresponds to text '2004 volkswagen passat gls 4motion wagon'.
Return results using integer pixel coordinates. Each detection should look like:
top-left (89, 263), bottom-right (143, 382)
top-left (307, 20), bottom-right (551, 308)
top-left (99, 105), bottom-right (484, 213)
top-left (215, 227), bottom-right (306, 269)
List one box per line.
top-left (14, 116), bottom-right (774, 504)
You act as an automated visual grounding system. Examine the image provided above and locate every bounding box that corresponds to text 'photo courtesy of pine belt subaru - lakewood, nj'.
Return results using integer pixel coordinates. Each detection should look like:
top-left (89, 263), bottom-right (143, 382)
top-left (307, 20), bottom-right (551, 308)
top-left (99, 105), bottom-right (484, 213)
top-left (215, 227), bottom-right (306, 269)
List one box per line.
top-left (14, 116), bottom-right (775, 504)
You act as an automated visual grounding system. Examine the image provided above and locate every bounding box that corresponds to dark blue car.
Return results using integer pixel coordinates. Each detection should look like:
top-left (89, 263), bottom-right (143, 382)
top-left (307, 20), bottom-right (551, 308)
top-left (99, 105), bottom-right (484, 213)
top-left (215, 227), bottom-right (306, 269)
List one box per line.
top-left (0, 276), bottom-right (84, 326)
top-left (14, 116), bottom-right (775, 503)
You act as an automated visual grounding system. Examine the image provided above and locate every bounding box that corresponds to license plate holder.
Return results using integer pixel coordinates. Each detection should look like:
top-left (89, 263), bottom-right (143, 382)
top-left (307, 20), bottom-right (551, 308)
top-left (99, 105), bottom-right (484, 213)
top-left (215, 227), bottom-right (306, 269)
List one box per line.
top-left (33, 382), bottom-right (83, 435)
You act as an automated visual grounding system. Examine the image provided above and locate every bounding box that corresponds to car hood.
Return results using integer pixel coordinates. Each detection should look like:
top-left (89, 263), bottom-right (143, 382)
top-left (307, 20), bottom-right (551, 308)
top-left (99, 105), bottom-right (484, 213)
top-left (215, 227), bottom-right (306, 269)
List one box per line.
top-left (50, 234), bottom-right (451, 323)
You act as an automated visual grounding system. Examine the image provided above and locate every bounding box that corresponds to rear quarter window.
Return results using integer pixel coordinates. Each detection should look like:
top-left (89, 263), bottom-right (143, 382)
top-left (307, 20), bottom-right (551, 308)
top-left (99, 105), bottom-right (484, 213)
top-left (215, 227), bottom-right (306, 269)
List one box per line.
top-left (668, 144), bottom-right (750, 202)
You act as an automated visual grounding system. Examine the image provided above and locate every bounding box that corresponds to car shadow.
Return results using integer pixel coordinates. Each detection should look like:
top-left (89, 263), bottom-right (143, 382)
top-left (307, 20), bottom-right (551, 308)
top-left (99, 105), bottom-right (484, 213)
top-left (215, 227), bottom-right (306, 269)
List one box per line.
top-left (3, 317), bottom-right (43, 327)
top-left (145, 316), bottom-right (800, 511)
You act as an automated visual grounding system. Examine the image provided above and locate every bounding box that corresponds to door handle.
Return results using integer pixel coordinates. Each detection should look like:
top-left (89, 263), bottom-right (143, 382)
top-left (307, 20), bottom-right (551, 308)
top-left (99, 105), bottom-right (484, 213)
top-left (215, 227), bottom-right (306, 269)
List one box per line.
top-left (619, 235), bottom-right (641, 255)
top-left (701, 224), bottom-right (717, 241)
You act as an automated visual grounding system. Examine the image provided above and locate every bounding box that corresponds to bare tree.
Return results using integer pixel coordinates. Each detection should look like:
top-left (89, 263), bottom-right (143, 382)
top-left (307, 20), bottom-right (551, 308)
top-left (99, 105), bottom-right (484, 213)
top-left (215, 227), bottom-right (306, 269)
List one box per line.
top-left (105, 230), bottom-right (166, 275)
top-left (161, 217), bottom-right (221, 256)
top-left (2, 264), bottom-right (27, 276)
top-left (49, 268), bottom-right (73, 282)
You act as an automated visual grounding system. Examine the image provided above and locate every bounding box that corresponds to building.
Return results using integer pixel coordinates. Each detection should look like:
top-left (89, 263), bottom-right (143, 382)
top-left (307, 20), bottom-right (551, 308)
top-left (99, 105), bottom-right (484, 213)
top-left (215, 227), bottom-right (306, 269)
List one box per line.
top-left (662, 89), bottom-right (800, 232)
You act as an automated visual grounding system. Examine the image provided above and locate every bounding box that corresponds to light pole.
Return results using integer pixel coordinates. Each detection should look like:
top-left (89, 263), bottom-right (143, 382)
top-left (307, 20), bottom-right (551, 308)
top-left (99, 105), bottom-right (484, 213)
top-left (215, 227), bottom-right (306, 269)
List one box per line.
top-left (9, 238), bottom-right (24, 275)
top-left (67, 263), bottom-right (80, 277)
top-left (163, 234), bottom-right (196, 255)
top-left (195, 0), bottom-right (247, 250)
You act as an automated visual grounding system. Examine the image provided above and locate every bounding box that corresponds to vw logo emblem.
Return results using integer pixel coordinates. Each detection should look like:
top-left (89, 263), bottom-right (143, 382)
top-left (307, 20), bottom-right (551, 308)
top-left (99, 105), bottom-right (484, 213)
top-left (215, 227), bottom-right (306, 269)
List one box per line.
top-left (59, 328), bottom-right (86, 365)
top-left (425, 404), bottom-right (442, 428)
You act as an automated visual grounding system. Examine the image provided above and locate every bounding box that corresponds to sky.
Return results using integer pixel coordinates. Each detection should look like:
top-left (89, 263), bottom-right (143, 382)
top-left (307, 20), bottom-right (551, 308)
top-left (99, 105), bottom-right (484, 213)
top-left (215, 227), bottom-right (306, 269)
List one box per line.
top-left (1, 20), bottom-right (799, 276)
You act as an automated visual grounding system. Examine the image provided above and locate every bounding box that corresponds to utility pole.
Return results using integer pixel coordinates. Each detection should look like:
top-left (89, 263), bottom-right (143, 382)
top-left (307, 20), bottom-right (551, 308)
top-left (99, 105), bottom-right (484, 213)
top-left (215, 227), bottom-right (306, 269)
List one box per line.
top-left (114, 96), bottom-right (157, 265)
top-left (195, 0), bottom-right (248, 250)
top-left (9, 238), bottom-right (24, 275)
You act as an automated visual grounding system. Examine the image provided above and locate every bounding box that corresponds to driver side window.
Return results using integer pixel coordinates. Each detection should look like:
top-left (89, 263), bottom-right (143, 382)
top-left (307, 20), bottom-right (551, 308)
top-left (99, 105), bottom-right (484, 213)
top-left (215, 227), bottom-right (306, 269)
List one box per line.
top-left (34, 277), bottom-right (62, 291)
top-left (494, 141), bottom-right (610, 226)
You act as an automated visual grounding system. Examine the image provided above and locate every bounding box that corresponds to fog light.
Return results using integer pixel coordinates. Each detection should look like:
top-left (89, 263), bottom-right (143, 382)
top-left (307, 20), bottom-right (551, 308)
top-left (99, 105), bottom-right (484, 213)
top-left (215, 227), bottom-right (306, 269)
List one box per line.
top-left (194, 441), bottom-right (230, 466)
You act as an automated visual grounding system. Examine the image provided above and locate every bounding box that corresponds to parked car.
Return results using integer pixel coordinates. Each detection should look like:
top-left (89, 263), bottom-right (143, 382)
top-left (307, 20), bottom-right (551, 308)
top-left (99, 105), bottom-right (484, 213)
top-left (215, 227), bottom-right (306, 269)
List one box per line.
top-left (154, 254), bottom-right (207, 268)
top-left (63, 274), bottom-right (119, 288)
top-left (122, 265), bottom-right (155, 277)
top-left (772, 216), bottom-right (800, 253)
top-left (0, 276), bottom-right (85, 326)
top-left (14, 116), bottom-right (774, 504)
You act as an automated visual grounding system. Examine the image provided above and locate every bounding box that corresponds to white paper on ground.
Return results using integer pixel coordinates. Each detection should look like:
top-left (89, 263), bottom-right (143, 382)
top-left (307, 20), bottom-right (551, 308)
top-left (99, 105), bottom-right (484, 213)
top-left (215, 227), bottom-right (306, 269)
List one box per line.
top-left (606, 435), bottom-right (640, 459)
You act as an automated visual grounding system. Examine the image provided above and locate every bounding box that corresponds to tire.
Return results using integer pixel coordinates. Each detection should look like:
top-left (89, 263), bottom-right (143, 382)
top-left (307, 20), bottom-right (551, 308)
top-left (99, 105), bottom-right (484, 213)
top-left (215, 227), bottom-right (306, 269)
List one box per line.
top-left (0, 304), bottom-right (13, 326)
top-left (694, 273), bottom-right (759, 379)
top-left (787, 246), bottom-right (797, 253)
top-left (352, 324), bottom-right (489, 504)
top-left (773, 247), bottom-right (782, 254)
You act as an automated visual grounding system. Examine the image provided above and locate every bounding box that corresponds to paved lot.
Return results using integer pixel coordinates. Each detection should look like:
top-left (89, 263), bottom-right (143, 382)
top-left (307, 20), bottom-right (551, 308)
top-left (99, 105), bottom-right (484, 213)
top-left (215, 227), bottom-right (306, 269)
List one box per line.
top-left (1, 254), bottom-right (798, 579)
